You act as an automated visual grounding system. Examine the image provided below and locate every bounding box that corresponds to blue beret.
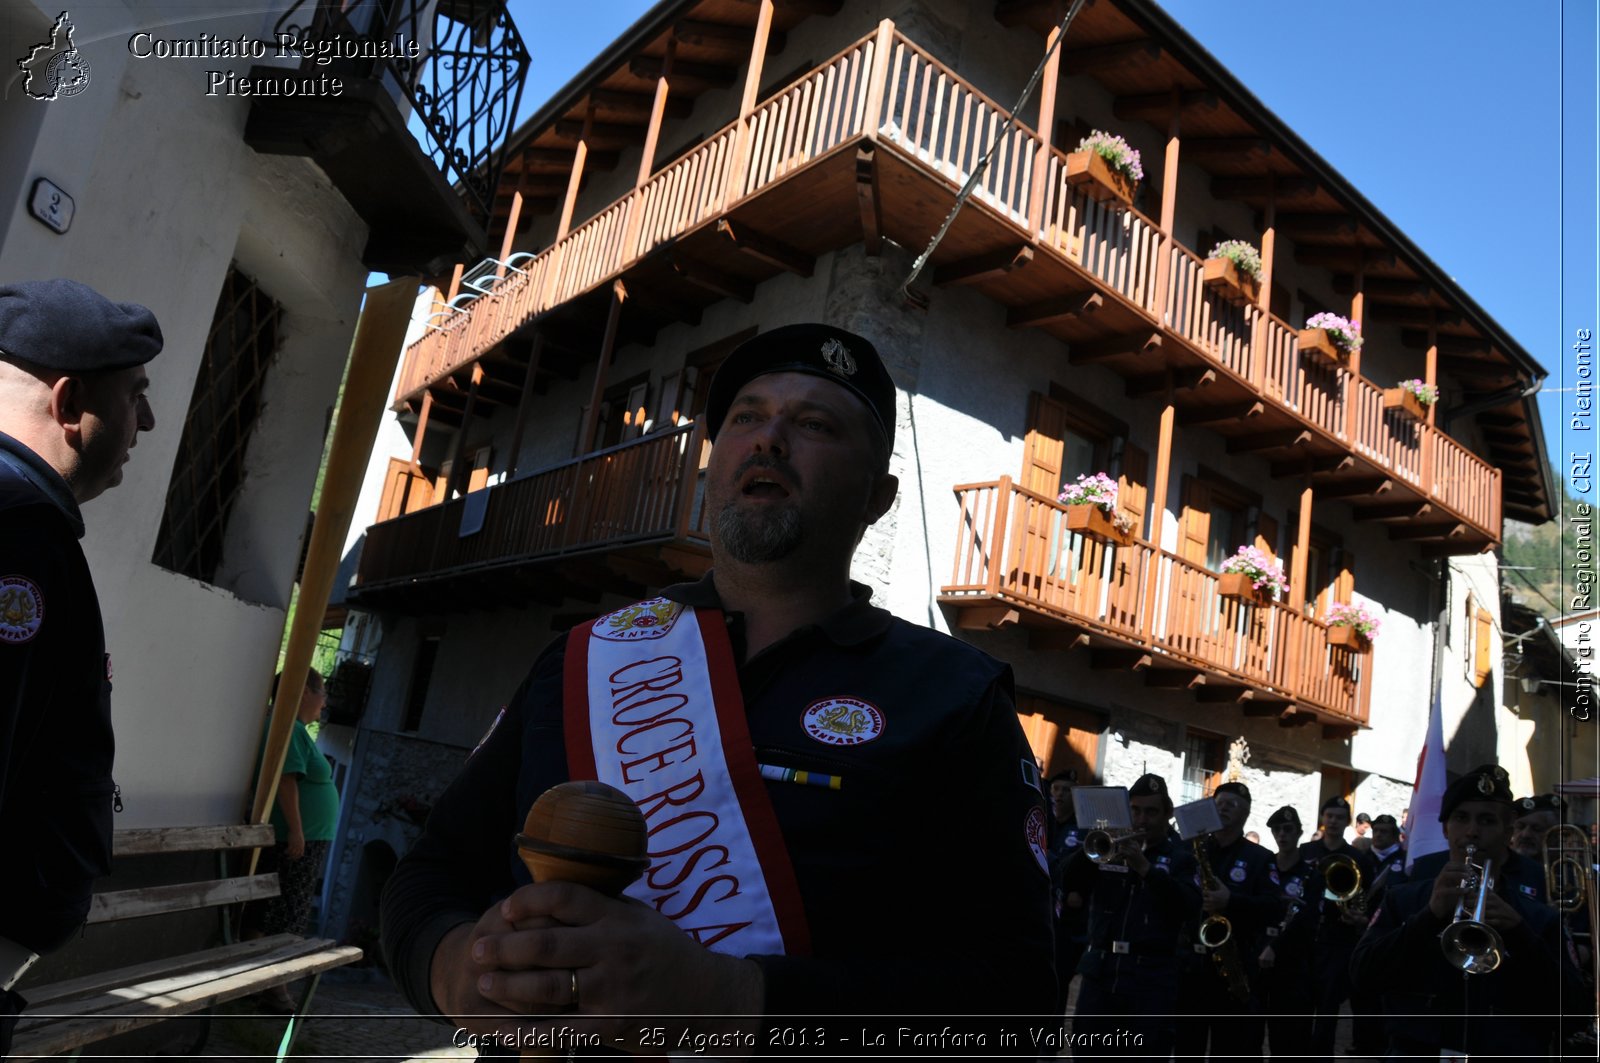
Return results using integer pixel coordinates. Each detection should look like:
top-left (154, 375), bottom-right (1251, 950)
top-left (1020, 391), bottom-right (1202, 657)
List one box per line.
top-left (704, 323), bottom-right (896, 450)
top-left (0, 279), bottom-right (162, 373)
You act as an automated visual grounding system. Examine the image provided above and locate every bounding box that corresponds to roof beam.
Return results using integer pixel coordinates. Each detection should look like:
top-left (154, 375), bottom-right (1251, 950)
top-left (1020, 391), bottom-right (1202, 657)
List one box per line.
top-left (1364, 306), bottom-right (1464, 328)
top-left (629, 55), bottom-right (738, 87)
top-left (1275, 213), bottom-right (1359, 236)
top-left (1353, 501), bottom-right (1433, 522)
top-left (934, 245), bottom-right (1033, 286)
top-left (1333, 275), bottom-right (1432, 299)
top-left (671, 254), bottom-right (755, 303)
top-left (717, 218), bottom-right (815, 277)
top-left (1291, 246), bottom-right (1396, 270)
top-left (1177, 400), bottom-right (1264, 426)
top-left (591, 89), bottom-right (693, 121)
top-left (1399, 331), bottom-right (1494, 355)
top-left (1211, 175), bottom-right (1318, 200)
top-left (1315, 477), bottom-right (1393, 499)
top-left (1068, 330), bottom-right (1162, 364)
top-left (1091, 650), bottom-right (1153, 671)
top-left (1390, 522), bottom-right (1468, 542)
top-left (1126, 366), bottom-right (1215, 398)
top-left (1269, 454), bottom-right (1353, 478)
top-left (1112, 90), bottom-right (1217, 123)
top-left (554, 118), bottom-right (646, 143)
top-left (510, 148), bottom-right (620, 171)
top-left (1008, 291), bottom-right (1103, 328)
top-left (1229, 428), bottom-right (1312, 454)
top-left (1063, 40), bottom-right (1163, 75)
top-left (672, 19), bottom-right (788, 52)
top-left (1180, 136), bottom-right (1270, 158)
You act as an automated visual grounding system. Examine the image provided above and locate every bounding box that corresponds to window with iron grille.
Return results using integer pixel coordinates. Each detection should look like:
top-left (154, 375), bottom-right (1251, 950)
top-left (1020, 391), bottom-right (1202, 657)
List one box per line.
top-left (152, 267), bottom-right (284, 583)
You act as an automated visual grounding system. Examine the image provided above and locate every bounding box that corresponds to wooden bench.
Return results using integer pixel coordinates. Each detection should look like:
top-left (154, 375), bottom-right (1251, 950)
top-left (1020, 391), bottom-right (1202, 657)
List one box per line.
top-left (10, 824), bottom-right (362, 1061)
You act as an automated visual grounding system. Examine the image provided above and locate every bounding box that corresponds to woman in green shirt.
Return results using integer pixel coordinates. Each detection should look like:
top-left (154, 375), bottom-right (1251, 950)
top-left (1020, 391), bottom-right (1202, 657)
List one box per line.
top-left (261, 670), bottom-right (339, 930)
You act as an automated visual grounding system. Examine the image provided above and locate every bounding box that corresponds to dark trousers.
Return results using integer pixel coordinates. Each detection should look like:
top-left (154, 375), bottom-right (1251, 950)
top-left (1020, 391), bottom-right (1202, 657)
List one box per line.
top-left (1260, 965), bottom-right (1314, 1059)
top-left (1072, 952), bottom-right (1179, 1059)
top-left (1311, 941), bottom-right (1355, 1062)
top-left (1054, 929), bottom-right (1085, 1017)
top-left (2, 986), bottom-right (24, 1058)
top-left (261, 839), bottom-right (331, 937)
top-left (1349, 980), bottom-right (1384, 1053)
top-left (1174, 958), bottom-right (1265, 1060)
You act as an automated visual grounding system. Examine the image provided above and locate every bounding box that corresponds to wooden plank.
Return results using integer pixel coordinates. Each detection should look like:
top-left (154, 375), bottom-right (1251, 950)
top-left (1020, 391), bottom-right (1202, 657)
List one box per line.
top-left (87, 874), bottom-right (279, 924)
top-left (716, 218), bottom-right (815, 276)
top-left (1007, 291), bottom-right (1103, 328)
top-left (933, 245), bottom-right (1033, 287)
top-left (1228, 428), bottom-right (1312, 455)
top-left (22, 935), bottom-right (311, 1009)
top-left (12, 941), bottom-right (362, 1060)
top-left (1176, 400), bottom-right (1264, 426)
top-left (112, 824), bottom-right (275, 856)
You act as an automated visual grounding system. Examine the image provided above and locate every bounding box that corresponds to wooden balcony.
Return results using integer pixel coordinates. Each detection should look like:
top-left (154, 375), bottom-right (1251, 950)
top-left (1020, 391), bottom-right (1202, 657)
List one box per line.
top-left (940, 479), bottom-right (1370, 731)
top-left (395, 20), bottom-right (1502, 550)
top-left (352, 424), bottom-right (711, 610)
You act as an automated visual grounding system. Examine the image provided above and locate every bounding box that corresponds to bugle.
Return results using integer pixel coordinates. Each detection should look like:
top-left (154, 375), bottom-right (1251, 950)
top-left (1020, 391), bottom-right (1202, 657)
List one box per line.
top-left (1322, 852), bottom-right (1364, 912)
top-left (1083, 827), bottom-right (1143, 863)
top-left (1439, 844), bottom-right (1504, 975)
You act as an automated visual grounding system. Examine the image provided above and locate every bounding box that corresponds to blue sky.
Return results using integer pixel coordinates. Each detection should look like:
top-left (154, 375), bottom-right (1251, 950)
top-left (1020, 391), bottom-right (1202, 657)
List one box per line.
top-left (504, 0), bottom-right (1597, 513)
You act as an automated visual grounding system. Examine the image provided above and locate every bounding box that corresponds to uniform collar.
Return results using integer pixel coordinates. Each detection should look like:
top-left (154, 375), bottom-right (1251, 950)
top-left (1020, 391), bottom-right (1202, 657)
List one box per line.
top-left (1373, 842), bottom-right (1402, 860)
top-left (0, 430), bottom-right (83, 538)
top-left (662, 569), bottom-right (894, 646)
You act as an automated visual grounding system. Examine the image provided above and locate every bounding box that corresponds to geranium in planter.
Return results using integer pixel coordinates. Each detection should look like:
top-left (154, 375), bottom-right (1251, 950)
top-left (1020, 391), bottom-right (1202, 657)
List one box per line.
top-left (1299, 312), bottom-right (1363, 366)
top-left (1203, 240), bottom-right (1262, 306)
top-left (1066, 130), bottom-right (1143, 207)
top-left (1326, 601), bottom-right (1380, 651)
top-left (1217, 545), bottom-right (1287, 603)
top-left (1383, 378), bottom-right (1437, 421)
top-left (1059, 472), bottom-right (1135, 546)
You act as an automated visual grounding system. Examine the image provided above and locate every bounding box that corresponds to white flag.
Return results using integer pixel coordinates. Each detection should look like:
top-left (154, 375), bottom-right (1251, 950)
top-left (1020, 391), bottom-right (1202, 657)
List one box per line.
top-left (1403, 688), bottom-right (1448, 871)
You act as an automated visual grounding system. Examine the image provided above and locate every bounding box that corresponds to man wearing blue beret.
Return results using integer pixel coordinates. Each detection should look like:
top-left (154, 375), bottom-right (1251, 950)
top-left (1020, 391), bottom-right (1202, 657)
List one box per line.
top-left (0, 278), bottom-right (160, 1054)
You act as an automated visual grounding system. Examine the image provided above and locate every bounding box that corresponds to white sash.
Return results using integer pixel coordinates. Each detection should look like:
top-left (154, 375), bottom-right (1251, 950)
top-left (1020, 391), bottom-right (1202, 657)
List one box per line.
top-left (564, 597), bottom-right (809, 956)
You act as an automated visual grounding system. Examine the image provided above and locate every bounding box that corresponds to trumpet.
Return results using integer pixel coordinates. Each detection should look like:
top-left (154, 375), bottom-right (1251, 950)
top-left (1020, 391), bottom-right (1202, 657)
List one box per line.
top-left (1083, 827), bottom-right (1144, 863)
top-left (1542, 823), bottom-right (1593, 914)
top-left (1439, 844), bottom-right (1505, 975)
top-left (1322, 852), bottom-right (1364, 913)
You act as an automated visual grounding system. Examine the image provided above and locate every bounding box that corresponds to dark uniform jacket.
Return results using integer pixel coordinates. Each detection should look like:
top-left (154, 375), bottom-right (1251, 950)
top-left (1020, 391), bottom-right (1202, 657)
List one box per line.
top-left (1048, 815), bottom-right (1088, 940)
top-left (1407, 847), bottom-right (1548, 905)
top-left (1299, 838), bottom-right (1377, 943)
top-left (1264, 855), bottom-right (1319, 977)
top-left (1063, 833), bottom-right (1198, 973)
top-left (381, 574), bottom-right (1055, 1028)
top-left (1186, 833), bottom-right (1280, 975)
top-left (1350, 856), bottom-right (1583, 1055)
top-left (0, 432), bottom-right (115, 953)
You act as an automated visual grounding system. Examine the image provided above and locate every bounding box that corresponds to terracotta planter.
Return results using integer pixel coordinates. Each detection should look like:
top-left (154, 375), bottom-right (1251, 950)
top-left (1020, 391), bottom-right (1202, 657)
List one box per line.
top-left (1065, 504), bottom-right (1133, 547)
top-left (1217, 571), bottom-right (1265, 604)
top-left (1327, 625), bottom-right (1372, 652)
top-left (1297, 327), bottom-right (1350, 367)
top-left (1064, 151), bottom-right (1136, 208)
top-left (1203, 257), bottom-right (1261, 307)
top-left (1383, 387), bottom-right (1428, 421)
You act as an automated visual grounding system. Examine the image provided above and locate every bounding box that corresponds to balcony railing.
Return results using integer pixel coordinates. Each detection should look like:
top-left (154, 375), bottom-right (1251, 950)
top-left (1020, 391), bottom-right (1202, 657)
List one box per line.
top-left (356, 424), bottom-right (710, 591)
top-left (396, 19), bottom-right (1500, 543)
top-left (941, 478), bottom-right (1368, 724)
top-left (272, 0), bottom-right (528, 232)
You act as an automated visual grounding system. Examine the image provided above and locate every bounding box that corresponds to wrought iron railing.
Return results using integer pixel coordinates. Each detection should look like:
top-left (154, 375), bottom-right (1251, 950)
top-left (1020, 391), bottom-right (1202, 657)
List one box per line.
top-left (272, 0), bottom-right (528, 230)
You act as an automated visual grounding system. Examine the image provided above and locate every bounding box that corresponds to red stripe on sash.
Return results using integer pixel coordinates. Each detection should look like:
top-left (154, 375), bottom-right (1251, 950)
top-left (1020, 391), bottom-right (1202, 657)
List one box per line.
top-left (563, 621), bottom-right (600, 780)
top-left (693, 609), bottom-right (812, 957)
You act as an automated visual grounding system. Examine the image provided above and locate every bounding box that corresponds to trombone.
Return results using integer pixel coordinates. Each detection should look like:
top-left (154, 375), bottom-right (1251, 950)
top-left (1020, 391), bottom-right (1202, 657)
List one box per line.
top-left (1439, 845), bottom-right (1505, 975)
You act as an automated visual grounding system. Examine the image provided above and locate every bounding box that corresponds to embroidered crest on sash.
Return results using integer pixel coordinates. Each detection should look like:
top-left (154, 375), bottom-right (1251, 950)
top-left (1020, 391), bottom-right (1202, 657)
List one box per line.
top-left (594, 597), bottom-right (685, 642)
top-left (1025, 806), bottom-right (1048, 873)
top-left (0, 576), bottom-right (44, 643)
top-left (801, 696), bottom-right (884, 746)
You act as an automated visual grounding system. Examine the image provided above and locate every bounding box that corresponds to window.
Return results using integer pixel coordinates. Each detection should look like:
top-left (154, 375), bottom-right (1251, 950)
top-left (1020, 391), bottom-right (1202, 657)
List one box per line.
top-left (680, 326), bottom-right (755, 427)
top-left (401, 635), bottom-right (440, 733)
top-left (1465, 592), bottom-right (1494, 688)
top-left (1179, 471), bottom-right (1261, 571)
top-left (1024, 389), bottom-right (1148, 539)
top-left (153, 267), bottom-right (283, 584)
top-left (1287, 520), bottom-right (1354, 617)
top-left (1181, 731), bottom-right (1227, 805)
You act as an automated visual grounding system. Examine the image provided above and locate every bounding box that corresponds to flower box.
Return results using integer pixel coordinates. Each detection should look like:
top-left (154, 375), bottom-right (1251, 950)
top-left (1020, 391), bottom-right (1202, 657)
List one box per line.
top-left (1298, 328), bottom-right (1349, 367)
top-left (1064, 151), bottom-right (1136, 208)
top-left (1065, 504), bottom-right (1132, 547)
top-left (1217, 571), bottom-right (1265, 604)
top-left (1203, 257), bottom-right (1260, 307)
top-left (1383, 387), bottom-right (1426, 421)
top-left (1327, 625), bottom-right (1371, 652)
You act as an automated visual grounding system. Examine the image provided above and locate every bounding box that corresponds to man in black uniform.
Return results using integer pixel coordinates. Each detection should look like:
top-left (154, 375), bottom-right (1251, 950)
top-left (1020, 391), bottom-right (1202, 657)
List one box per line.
top-left (1349, 811), bottom-right (1404, 1055)
top-left (1173, 781), bottom-right (1279, 1059)
top-left (1063, 773), bottom-right (1197, 1059)
top-left (380, 324), bottom-right (1055, 1054)
top-left (1351, 764), bottom-right (1587, 1056)
top-left (1510, 792), bottom-right (1563, 861)
top-left (1258, 805), bottom-right (1318, 1058)
top-left (1045, 768), bottom-right (1088, 1014)
top-left (1298, 795), bottom-right (1373, 1063)
top-left (0, 279), bottom-right (160, 1055)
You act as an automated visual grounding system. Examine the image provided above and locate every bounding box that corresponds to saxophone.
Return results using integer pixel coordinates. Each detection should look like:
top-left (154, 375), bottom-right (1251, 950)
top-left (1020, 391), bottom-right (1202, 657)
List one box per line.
top-left (1193, 837), bottom-right (1251, 1003)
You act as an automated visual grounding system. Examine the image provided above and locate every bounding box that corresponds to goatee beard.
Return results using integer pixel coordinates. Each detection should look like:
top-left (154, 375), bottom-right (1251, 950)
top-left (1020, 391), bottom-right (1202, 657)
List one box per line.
top-left (715, 501), bottom-right (804, 563)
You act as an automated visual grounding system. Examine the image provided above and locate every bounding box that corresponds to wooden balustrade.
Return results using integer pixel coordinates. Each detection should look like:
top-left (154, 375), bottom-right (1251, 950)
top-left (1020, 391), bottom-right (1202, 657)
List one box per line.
top-left (1351, 376), bottom-right (1423, 485)
top-left (391, 21), bottom-right (1502, 546)
top-left (356, 424), bottom-right (707, 589)
top-left (1427, 426), bottom-right (1499, 530)
top-left (943, 480), bottom-right (1367, 722)
top-left (877, 34), bottom-right (1036, 224)
top-left (1164, 244), bottom-right (1255, 380)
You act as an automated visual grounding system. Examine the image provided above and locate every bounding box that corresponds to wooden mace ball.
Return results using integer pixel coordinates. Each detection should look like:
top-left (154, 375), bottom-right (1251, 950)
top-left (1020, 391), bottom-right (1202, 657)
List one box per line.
top-left (515, 780), bottom-right (650, 896)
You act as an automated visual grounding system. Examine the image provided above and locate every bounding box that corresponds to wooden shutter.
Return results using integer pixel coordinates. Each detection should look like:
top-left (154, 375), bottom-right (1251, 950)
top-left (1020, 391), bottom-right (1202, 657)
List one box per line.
top-left (1254, 512), bottom-right (1280, 563)
top-left (656, 371), bottom-right (682, 430)
top-left (1473, 607), bottom-right (1493, 688)
top-left (1023, 392), bottom-right (1068, 495)
top-left (1119, 443), bottom-right (1149, 541)
top-left (1015, 712), bottom-right (1059, 777)
top-left (622, 380), bottom-right (649, 440)
top-left (1336, 550), bottom-right (1356, 606)
top-left (1180, 476), bottom-right (1211, 566)
top-left (467, 445), bottom-right (493, 493)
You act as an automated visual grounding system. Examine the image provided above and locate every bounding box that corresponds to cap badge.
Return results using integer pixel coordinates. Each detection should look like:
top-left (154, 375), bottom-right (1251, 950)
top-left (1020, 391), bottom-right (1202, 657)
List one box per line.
top-left (1477, 774), bottom-right (1494, 796)
top-left (1520, 797), bottom-right (1535, 810)
top-left (820, 337), bottom-right (857, 377)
